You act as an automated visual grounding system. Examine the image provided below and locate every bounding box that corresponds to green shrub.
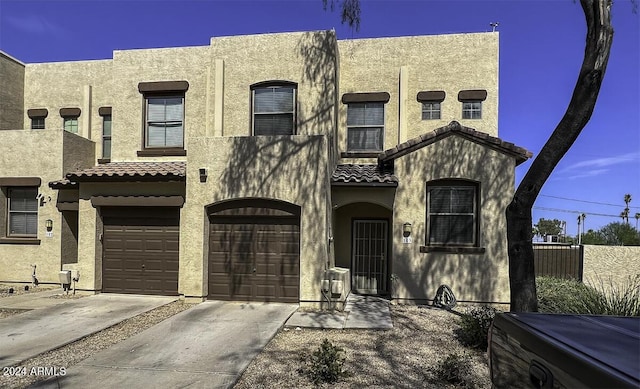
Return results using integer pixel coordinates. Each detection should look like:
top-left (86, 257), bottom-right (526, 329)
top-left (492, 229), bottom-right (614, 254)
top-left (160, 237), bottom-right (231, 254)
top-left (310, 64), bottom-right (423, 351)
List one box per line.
top-left (456, 305), bottom-right (498, 350)
top-left (537, 276), bottom-right (640, 316)
top-left (587, 275), bottom-right (640, 316)
top-left (300, 338), bottom-right (346, 384)
top-left (537, 276), bottom-right (602, 314)
top-left (428, 352), bottom-right (473, 387)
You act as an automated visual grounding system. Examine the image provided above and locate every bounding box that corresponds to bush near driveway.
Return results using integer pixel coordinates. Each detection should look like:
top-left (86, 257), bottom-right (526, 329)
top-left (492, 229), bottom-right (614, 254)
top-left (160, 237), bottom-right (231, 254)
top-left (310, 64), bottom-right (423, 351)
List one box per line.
top-left (537, 276), bottom-right (640, 316)
top-left (234, 305), bottom-right (491, 388)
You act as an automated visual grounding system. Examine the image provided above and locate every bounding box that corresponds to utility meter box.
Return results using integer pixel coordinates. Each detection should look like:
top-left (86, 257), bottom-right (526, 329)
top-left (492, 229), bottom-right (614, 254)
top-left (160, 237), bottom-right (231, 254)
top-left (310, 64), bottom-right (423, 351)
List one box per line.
top-left (58, 270), bottom-right (71, 284)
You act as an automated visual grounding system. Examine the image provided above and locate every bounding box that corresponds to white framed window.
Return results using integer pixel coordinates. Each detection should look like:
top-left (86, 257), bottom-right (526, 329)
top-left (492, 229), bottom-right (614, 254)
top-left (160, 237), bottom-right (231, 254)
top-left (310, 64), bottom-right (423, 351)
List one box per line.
top-left (347, 102), bottom-right (384, 151)
top-left (63, 117), bottom-right (79, 133)
top-left (102, 115), bottom-right (112, 159)
top-left (426, 182), bottom-right (478, 246)
top-left (421, 102), bottom-right (441, 120)
top-left (145, 96), bottom-right (184, 148)
top-left (7, 187), bottom-right (38, 237)
top-left (252, 84), bottom-right (296, 136)
top-left (462, 101), bottom-right (482, 119)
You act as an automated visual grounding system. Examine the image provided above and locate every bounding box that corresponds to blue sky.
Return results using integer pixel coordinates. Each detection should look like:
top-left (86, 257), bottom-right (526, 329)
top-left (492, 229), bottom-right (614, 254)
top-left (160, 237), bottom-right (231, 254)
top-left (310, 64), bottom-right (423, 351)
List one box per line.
top-left (1, 0), bottom-right (638, 234)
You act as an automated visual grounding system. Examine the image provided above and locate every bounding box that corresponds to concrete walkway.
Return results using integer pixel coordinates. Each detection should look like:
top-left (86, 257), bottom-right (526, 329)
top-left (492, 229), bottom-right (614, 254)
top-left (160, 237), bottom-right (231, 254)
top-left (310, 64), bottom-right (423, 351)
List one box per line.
top-left (34, 301), bottom-right (297, 389)
top-left (0, 293), bottom-right (176, 366)
top-left (285, 294), bottom-right (393, 329)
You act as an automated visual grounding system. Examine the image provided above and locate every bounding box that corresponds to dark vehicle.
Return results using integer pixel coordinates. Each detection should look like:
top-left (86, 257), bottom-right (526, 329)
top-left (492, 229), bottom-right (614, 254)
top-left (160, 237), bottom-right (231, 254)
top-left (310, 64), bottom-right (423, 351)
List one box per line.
top-left (488, 312), bottom-right (640, 389)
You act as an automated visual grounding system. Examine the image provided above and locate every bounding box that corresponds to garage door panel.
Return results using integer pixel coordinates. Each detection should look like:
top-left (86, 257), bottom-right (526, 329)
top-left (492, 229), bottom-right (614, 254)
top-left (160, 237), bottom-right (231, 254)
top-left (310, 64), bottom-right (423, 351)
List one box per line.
top-left (208, 203), bottom-right (299, 303)
top-left (102, 207), bottom-right (179, 296)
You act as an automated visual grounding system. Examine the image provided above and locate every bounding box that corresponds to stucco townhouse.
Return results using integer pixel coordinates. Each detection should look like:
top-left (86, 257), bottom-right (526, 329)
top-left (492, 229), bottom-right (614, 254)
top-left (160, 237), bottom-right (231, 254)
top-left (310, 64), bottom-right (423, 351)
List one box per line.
top-left (0, 30), bottom-right (530, 307)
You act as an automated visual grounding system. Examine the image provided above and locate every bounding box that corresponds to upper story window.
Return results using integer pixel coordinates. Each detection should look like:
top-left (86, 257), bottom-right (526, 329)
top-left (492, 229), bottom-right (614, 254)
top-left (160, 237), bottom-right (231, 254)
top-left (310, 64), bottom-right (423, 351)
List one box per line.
top-left (462, 102), bottom-right (482, 119)
top-left (417, 91), bottom-right (445, 121)
top-left (251, 82), bottom-right (297, 136)
top-left (98, 107), bottom-right (112, 162)
top-left (342, 92), bottom-right (390, 153)
top-left (7, 187), bottom-right (38, 237)
top-left (422, 102), bottom-right (441, 120)
top-left (426, 180), bottom-right (478, 246)
top-left (138, 81), bottom-right (189, 156)
top-left (60, 108), bottom-right (81, 134)
top-left (27, 109), bottom-right (48, 130)
top-left (347, 103), bottom-right (384, 151)
top-left (146, 97), bottom-right (183, 148)
top-left (64, 117), bottom-right (79, 133)
top-left (458, 89), bottom-right (487, 120)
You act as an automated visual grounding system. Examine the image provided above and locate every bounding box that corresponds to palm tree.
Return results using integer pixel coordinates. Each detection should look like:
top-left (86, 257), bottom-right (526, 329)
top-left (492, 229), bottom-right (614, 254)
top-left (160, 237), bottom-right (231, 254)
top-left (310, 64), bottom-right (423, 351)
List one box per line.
top-left (623, 194), bottom-right (632, 224)
top-left (635, 213), bottom-right (640, 230)
top-left (620, 210), bottom-right (628, 222)
top-left (577, 213), bottom-right (586, 244)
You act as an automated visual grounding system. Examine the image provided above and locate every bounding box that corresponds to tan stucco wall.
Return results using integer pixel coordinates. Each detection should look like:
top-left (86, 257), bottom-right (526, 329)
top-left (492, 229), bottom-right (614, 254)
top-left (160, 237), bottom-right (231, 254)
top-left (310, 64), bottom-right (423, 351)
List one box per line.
top-left (582, 245), bottom-right (640, 288)
top-left (391, 135), bottom-right (515, 304)
top-left (184, 135), bottom-right (331, 304)
top-left (210, 31), bottom-right (338, 139)
top-left (0, 52), bottom-right (25, 130)
top-left (0, 130), bottom-right (63, 283)
top-left (111, 46), bottom-right (209, 162)
top-left (24, 60), bottom-right (112, 150)
top-left (337, 32), bottom-right (499, 160)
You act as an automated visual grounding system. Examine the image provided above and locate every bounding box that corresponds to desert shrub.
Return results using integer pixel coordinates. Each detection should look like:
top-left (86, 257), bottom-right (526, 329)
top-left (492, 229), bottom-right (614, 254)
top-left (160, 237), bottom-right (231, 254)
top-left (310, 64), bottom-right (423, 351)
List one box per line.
top-left (537, 276), bottom-right (640, 316)
top-left (300, 338), bottom-right (346, 384)
top-left (428, 352), bottom-right (473, 388)
top-left (586, 275), bottom-right (640, 316)
top-left (537, 276), bottom-right (603, 314)
top-left (456, 305), bottom-right (498, 350)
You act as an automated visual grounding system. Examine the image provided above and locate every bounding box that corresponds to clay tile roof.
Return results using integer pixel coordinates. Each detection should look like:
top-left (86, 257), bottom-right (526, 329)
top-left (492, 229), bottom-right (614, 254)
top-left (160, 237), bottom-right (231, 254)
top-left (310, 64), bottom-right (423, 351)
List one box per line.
top-left (48, 178), bottom-right (78, 189)
top-left (65, 161), bottom-right (186, 182)
top-left (332, 164), bottom-right (398, 186)
top-left (378, 121), bottom-right (533, 165)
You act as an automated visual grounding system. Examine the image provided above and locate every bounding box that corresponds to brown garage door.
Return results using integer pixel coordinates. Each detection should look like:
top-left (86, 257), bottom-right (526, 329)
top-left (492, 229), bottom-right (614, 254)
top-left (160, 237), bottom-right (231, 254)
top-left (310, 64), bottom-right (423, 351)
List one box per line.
top-left (102, 207), bottom-right (179, 295)
top-left (208, 200), bottom-right (300, 303)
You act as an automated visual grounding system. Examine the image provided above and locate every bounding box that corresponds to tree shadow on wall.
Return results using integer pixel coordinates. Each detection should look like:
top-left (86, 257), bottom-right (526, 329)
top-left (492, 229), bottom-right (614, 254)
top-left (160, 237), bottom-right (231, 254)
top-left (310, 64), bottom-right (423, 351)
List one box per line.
top-left (216, 31), bottom-right (339, 285)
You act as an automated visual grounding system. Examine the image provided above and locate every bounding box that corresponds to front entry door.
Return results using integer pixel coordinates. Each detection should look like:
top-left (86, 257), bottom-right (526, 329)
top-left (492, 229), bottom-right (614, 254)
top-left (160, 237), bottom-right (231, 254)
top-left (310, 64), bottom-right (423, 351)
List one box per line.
top-left (351, 219), bottom-right (388, 294)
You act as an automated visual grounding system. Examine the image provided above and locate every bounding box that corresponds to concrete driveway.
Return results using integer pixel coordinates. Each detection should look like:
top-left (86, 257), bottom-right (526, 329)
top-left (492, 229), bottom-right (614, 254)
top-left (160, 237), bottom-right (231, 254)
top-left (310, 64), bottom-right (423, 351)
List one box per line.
top-left (0, 294), bottom-right (176, 366)
top-left (34, 301), bottom-right (297, 388)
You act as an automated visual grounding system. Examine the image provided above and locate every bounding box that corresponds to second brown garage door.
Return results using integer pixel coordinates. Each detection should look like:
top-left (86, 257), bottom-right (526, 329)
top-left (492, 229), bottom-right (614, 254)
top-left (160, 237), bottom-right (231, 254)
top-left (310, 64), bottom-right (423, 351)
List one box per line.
top-left (102, 207), bottom-right (179, 295)
top-left (208, 199), bottom-right (300, 303)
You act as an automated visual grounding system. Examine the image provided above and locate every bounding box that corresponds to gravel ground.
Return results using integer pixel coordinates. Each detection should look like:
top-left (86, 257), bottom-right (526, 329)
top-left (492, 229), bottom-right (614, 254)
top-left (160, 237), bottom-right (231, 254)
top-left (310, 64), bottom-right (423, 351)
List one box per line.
top-left (0, 283), bottom-right (57, 298)
top-left (0, 300), bottom-right (195, 389)
top-left (235, 304), bottom-right (491, 389)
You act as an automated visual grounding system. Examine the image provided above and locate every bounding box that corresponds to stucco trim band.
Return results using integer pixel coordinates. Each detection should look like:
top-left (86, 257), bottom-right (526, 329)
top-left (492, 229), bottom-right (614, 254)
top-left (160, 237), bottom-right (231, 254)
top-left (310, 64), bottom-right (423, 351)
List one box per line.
top-left (341, 92), bottom-right (390, 104)
top-left (457, 90), bottom-right (487, 101)
top-left (27, 109), bottom-right (48, 118)
top-left (90, 195), bottom-right (185, 207)
top-left (0, 177), bottom-right (42, 186)
top-left (138, 81), bottom-right (190, 93)
top-left (59, 108), bottom-right (81, 117)
top-left (416, 91), bottom-right (446, 102)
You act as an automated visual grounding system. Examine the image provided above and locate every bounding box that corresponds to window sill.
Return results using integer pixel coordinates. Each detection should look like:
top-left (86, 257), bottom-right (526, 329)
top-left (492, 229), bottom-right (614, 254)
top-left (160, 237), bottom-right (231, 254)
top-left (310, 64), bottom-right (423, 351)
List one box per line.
top-left (137, 149), bottom-right (187, 157)
top-left (420, 246), bottom-right (485, 254)
top-left (97, 158), bottom-right (111, 164)
top-left (340, 152), bottom-right (381, 158)
top-left (0, 237), bottom-right (41, 245)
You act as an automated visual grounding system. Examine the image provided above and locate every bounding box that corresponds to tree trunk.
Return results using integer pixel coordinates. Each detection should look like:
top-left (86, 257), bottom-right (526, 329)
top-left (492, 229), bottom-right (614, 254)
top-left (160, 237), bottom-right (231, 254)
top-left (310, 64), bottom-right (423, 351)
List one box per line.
top-left (507, 0), bottom-right (613, 312)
